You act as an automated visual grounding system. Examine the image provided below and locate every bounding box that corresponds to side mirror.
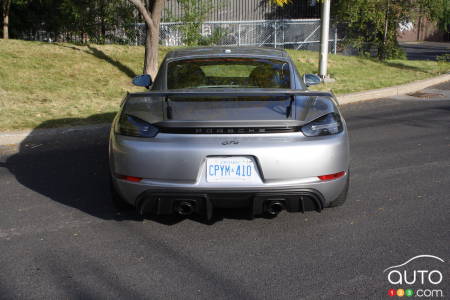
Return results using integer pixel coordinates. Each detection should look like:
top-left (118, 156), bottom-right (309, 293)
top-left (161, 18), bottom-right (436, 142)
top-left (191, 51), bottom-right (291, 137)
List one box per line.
top-left (132, 74), bottom-right (152, 89)
top-left (303, 74), bottom-right (322, 87)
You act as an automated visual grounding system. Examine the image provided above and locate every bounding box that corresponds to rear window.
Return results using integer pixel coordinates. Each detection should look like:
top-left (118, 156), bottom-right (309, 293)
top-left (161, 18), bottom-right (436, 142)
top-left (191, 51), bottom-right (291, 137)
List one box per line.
top-left (167, 58), bottom-right (290, 89)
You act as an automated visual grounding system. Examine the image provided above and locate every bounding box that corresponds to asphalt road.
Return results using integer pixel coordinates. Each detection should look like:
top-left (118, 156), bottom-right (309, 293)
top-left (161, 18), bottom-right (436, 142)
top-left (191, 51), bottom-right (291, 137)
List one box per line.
top-left (0, 82), bottom-right (449, 299)
top-left (400, 42), bottom-right (450, 61)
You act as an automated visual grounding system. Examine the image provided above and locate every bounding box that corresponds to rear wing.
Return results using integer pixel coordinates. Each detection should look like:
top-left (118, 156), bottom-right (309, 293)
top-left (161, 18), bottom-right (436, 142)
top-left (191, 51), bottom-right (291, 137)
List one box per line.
top-left (128, 89), bottom-right (335, 119)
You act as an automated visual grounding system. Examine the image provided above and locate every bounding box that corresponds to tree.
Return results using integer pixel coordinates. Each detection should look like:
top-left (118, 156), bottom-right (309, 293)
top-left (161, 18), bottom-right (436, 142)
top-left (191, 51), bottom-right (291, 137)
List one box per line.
top-left (59, 0), bottom-right (135, 44)
top-left (416, 0), bottom-right (449, 34)
top-left (128, 0), bottom-right (298, 76)
top-left (165, 0), bottom-right (217, 46)
top-left (1, 0), bottom-right (11, 39)
top-left (2, 0), bottom-right (32, 39)
top-left (127, 0), bottom-right (164, 78)
top-left (333, 0), bottom-right (449, 60)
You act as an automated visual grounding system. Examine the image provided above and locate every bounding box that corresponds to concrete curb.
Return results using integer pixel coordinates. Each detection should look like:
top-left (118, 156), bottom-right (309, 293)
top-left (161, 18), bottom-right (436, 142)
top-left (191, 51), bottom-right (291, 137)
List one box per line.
top-left (0, 74), bottom-right (449, 146)
top-left (337, 73), bottom-right (450, 105)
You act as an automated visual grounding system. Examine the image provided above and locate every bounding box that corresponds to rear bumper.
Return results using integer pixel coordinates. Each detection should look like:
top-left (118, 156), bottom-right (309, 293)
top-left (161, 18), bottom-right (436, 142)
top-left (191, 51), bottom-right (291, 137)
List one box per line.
top-left (110, 131), bottom-right (349, 183)
top-left (135, 188), bottom-right (325, 219)
top-left (109, 130), bottom-right (350, 212)
top-left (111, 171), bottom-right (348, 209)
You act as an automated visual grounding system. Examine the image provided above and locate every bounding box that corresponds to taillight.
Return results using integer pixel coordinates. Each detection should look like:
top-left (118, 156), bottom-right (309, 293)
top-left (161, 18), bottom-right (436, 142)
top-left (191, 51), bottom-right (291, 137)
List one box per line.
top-left (318, 171), bottom-right (346, 181)
top-left (115, 114), bottom-right (159, 138)
top-left (301, 113), bottom-right (343, 137)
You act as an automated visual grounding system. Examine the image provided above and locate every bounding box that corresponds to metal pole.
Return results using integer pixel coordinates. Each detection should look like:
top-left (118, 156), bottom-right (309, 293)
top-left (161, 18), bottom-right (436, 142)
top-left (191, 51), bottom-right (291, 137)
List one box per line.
top-left (334, 26), bottom-right (337, 54)
top-left (319, 0), bottom-right (331, 78)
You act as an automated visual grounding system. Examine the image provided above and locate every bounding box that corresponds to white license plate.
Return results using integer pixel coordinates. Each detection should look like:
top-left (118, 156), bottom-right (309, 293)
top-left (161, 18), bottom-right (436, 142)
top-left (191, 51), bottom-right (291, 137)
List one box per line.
top-left (206, 157), bottom-right (259, 183)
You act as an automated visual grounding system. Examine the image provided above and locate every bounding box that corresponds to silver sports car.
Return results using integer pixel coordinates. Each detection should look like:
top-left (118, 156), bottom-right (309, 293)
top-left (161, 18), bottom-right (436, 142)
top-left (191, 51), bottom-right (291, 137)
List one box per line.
top-left (109, 47), bottom-right (349, 219)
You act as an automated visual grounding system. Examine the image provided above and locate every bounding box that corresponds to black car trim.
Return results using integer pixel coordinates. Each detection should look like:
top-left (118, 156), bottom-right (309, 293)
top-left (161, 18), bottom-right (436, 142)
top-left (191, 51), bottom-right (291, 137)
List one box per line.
top-left (159, 126), bottom-right (300, 134)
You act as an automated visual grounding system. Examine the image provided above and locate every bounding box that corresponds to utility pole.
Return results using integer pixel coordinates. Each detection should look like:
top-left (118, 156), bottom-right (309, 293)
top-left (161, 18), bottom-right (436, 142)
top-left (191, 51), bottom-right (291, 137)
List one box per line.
top-left (319, 0), bottom-right (331, 78)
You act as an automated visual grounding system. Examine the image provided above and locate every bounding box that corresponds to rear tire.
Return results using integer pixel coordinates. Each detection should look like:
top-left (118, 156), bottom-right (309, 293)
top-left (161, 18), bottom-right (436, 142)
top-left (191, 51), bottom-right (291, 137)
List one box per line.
top-left (328, 172), bottom-right (350, 208)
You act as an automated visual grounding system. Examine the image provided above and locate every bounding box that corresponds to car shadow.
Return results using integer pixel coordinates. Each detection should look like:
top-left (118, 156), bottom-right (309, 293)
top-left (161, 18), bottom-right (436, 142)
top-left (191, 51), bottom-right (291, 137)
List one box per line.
top-left (3, 115), bottom-right (278, 225)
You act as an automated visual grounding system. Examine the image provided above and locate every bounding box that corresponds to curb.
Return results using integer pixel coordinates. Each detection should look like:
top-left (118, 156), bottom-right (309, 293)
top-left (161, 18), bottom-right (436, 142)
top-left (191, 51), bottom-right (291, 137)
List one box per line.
top-left (0, 74), bottom-right (449, 146)
top-left (336, 73), bottom-right (450, 105)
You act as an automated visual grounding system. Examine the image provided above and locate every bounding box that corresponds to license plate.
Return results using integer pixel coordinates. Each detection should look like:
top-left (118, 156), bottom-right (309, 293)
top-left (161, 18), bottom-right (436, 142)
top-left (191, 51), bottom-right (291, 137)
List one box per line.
top-left (206, 157), bottom-right (259, 183)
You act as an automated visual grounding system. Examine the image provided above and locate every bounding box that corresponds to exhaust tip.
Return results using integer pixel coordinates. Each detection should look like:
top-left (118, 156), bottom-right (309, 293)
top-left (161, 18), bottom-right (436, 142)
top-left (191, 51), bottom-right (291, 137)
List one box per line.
top-left (265, 201), bottom-right (284, 216)
top-left (174, 201), bottom-right (195, 216)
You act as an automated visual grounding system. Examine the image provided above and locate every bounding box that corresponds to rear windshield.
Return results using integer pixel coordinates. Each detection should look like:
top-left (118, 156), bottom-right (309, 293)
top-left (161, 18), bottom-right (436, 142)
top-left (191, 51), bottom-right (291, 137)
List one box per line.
top-left (167, 58), bottom-right (290, 89)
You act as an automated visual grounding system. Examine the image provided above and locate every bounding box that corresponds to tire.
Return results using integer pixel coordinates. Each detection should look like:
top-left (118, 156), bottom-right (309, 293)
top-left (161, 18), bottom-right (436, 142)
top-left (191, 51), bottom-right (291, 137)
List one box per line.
top-left (328, 172), bottom-right (350, 208)
top-left (110, 175), bottom-right (134, 211)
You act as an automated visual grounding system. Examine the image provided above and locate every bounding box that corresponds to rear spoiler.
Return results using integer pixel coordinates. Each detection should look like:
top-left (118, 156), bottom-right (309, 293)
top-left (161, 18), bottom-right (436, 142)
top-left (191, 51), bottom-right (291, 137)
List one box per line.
top-left (130, 89), bottom-right (334, 119)
top-left (132, 89), bottom-right (333, 98)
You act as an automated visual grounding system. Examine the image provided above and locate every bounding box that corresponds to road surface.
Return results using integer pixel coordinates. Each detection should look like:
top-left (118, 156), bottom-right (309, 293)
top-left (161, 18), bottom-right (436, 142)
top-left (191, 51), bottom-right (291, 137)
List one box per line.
top-left (0, 82), bottom-right (449, 299)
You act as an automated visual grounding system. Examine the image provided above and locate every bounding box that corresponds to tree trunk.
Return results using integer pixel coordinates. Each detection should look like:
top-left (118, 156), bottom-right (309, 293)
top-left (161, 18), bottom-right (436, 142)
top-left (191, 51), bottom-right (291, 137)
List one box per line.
top-left (417, 16), bottom-right (422, 41)
top-left (2, 0), bottom-right (11, 39)
top-left (128, 0), bottom-right (164, 78)
top-left (100, 0), bottom-right (106, 41)
top-left (143, 25), bottom-right (160, 78)
top-left (379, 0), bottom-right (390, 60)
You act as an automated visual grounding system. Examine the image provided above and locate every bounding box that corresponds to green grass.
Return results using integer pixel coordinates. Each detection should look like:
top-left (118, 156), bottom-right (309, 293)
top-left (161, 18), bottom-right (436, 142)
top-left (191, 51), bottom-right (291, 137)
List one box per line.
top-left (287, 49), bottom-right (450, 94)
top-left (0, 39), bottom-right (448, 131)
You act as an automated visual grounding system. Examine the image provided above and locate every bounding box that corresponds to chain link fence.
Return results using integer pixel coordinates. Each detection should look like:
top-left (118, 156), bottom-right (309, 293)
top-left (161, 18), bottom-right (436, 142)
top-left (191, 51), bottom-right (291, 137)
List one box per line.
top-left (157, 19), bottom-right (339, 52)
top-left (22, 19), bottom-right (341, 53)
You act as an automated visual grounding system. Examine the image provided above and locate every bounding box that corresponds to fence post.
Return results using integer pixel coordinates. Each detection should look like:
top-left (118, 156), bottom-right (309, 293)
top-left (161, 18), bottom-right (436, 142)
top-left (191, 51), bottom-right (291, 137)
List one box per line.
top-left (334, 26), bottom-right (337, 54)
top-left (238, 23), bottom-right (241, 47)
top-left (135, 23), bottom-right (138, 46)
top-left (274, 21), bottom-right (277, 48)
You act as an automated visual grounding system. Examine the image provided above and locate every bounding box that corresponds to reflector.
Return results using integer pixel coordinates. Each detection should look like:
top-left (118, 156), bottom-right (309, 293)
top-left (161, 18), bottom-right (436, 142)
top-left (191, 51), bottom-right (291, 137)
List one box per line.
top-left (318, 171), bottom-right (345, 181)
top-left (118, 175), bottom-right (142, 182)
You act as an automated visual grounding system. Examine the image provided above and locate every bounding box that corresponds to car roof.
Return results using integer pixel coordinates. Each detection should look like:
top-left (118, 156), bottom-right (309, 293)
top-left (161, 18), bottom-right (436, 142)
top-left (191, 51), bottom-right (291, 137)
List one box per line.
top-left (165, 47), bottom-right (289, 60)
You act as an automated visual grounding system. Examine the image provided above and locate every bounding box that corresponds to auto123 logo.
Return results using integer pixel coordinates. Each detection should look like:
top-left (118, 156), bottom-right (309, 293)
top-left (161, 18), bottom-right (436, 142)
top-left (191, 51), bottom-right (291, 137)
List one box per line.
top-left (384, 255), bottom-right (445, 298)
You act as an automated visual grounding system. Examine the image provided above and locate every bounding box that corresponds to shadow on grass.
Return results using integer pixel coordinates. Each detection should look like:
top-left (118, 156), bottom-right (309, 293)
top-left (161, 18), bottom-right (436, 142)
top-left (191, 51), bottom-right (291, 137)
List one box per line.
top-left (87, 45), bottom-right (137, 78)
top-left (3, 113), bottom-right (273, 225)
top-left (54, 43), bottom-right (137, 79)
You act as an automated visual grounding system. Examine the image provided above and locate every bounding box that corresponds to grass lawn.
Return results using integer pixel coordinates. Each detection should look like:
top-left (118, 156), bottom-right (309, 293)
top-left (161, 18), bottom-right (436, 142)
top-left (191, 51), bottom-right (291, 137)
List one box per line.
top-left (0, 39), bottom-right (448, 131)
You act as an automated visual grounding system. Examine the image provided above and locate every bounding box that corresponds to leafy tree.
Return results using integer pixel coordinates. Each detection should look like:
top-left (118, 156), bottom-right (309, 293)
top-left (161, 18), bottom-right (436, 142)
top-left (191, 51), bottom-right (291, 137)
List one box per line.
top-left (333, 0), bottom-right (449, 60)
top-left (131, 0), bottom-right (298, 76)
top-left (416, 0), bottom-right (449, 34)
top-left (271, 0), bottom-right (292, 6)
top-left (59, 0), bottom-right (135, 44)
top-left (4, 0), bottom-right (135, 43)
top-left (165, 0), bottom-right (216, 46)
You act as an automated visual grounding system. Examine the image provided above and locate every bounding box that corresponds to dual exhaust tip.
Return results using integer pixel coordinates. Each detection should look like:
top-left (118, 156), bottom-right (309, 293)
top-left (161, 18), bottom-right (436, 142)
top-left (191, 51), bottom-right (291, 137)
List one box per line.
top-left (174, 200), bottom-right (196, 216)
top-left (174, 200), bottom-right (285, 217)
top-left (265, 200), bottom-right (284, 216)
